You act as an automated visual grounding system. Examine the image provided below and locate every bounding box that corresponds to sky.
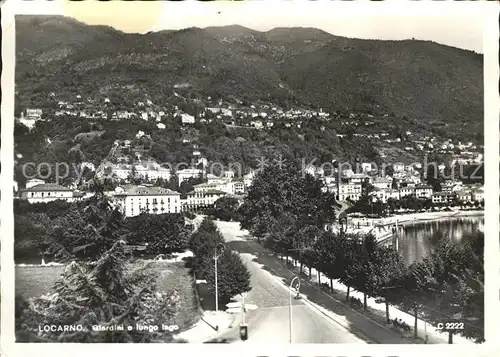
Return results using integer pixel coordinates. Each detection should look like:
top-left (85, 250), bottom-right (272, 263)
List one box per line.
top-left (13, 0), bottom-right (493, 53)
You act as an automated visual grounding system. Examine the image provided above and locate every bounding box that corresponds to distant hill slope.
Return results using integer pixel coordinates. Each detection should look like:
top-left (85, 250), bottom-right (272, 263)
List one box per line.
top-left (15, 15), bottom-right (483, 136)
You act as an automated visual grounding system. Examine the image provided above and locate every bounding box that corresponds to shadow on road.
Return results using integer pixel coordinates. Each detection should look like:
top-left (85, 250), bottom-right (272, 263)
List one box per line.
top-left (225, 239), bottom-right (407, 344)
top-left (203, 337), bottom-right (230, 343)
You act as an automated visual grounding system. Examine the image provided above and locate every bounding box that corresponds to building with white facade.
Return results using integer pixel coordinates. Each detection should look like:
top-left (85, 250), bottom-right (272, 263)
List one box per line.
top-left (99, 161), bottom-right (171, 182)
top-left (432, 191), bottom-right (457, 204)
top-left (181, 113), bottom-right (195, 124)
top-left (471, 187), bottom-right (484, 202)
top-left (371, 188), bottom-right (400, 203)
top-left (25, 108), bottom-right (43, 120)
top-left (338, 183), bottom-right (362, 202)
top-left (243, 170), bottom-right (256, 188)
top-left (399, 186), bottom-right (416, 198)
top-left (113, 185), bottom-right (181, 217)
top-left (393, 163), bottom-right (405, 172)
top-left (183, 188), bottom-right (227, 211)
top-left (372, 178), bottom-right (392, 190)
top-left (415, 185), bottom-right (433, 199)
top-left (20, 179), bottom-right (74, 203)
top-left (361, 163), bottom-right (372, 173)
top-left (177, 168), bottom-right (203, 185)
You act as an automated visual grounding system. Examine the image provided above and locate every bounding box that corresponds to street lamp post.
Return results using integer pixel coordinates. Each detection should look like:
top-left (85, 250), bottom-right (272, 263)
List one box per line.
top-left (214, 243), bottom-right (225, 314)
top-left (289, 277), bottom-right (300, 344)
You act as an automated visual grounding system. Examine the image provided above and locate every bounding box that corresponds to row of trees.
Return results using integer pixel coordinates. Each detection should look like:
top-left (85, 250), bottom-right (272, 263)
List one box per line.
top-left (239, 163), bottom-right (484, 343)
top-left (187, 218), bottom-right (251, 306)
top-left (15, 183), bottom-right (187, 342)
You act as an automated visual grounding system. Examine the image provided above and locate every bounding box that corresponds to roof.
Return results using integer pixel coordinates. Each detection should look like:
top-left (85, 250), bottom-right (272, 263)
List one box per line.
top-left (114, 185), bottom-right (180, 196)
top-left (22, 183), bottom-right (72, 192)
top-left (187, 189), bottom-right (227, 196)
top-left (373, 177), bottom-right (392, 183)
top-left (194, 182), bottom-right (217, 188)
top-left (433, 191), bottom-right (456, 196)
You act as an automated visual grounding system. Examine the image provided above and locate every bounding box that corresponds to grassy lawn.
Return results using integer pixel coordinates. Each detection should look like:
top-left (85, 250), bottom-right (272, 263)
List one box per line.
top-left (15, 266), bottom-right (64, 299)
top-left (15, 260), bottom-right (201, 333)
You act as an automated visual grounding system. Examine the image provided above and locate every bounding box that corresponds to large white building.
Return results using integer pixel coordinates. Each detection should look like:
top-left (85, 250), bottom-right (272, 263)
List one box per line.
top-left (372, 177), bottom-right (392, 190)
top-left (399, 186), bottom-right (416, 198)
top-left (191, 180), bottom-right (245, 196)
top-left (432, 191), bottom-right (457, 204)
top-left (181, 113), bottom-right (195, 124)
top-left (177, 168), bottom-right (203, 185)
top-left (99, 162), bottom-right (171, 182)
top-left (338, 183), bottom-right (362, 202)
top-left (20, 179), bottom-right (74, 203)
top-left (183, 188), bottom-right (227, 211)
top-left (371, 188), bottom-right (401, 203)
top-left (113, 185), bottom-right (182, 217)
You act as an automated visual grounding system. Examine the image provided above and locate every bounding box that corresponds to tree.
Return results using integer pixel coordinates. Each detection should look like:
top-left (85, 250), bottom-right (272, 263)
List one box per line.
top-left (45, 181), bottom-right (126, 261)
top-left (14, 212), bottom-right (53, 263)
top-left (314, 231), bottom-right (350, 292)
top-left (202, 248), bottom-right (251, 305)
top-left (264, 212), bottom-right (296, 264)
top-left (371, 246), bottom-right (408, 322)
top-left (213, 196), bottom-right (241, 222)
top-left (125, 213), bottom-right (188, 255)
top-left (240, 162), bottom-right (336, 242)
top-left (187, 218), bottom-right (224, 273)
top-left (425, 164), bottom-right (442, 192)
top-left (342, 234), bottom-right (379, 311)
top-left (412, 231), bottom-right (484, 343)
top-left (291, 225), bottom-right (320, 278)
top-left (15, 241), bottom-right (182, 342)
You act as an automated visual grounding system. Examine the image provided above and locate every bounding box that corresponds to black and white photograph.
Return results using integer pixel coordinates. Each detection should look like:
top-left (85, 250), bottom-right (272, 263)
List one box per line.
top-left (2, 0), bottom-right (497, 351)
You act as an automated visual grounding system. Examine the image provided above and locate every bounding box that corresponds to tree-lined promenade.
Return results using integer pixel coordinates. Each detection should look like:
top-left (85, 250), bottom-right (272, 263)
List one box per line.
top-left (238, 162), bottom-right (484, 343)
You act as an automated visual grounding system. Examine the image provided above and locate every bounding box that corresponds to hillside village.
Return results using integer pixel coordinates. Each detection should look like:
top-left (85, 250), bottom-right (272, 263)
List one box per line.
top-left (16, 90), bottom-right (484, 219)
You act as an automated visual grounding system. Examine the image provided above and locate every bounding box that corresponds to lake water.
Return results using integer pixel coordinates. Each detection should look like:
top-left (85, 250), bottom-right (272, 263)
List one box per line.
top-left (396, 215), bottom-right (484, 265)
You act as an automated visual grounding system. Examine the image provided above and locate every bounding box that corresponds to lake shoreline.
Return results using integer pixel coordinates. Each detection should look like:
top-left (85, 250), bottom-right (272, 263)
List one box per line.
top-left (379, 210), bottom-right (484, 227)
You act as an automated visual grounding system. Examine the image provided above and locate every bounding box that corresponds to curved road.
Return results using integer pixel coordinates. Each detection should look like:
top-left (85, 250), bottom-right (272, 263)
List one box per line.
top-left (213, 220), bottom-right (367, 344)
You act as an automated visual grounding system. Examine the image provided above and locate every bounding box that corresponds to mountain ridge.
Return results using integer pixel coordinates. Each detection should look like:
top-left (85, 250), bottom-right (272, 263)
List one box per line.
top-left (15, 15), bottom-right (483, 139)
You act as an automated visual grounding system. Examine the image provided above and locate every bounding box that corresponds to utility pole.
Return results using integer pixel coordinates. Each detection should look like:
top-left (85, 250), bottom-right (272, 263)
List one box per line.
top-left (289, 277), bottom-right (300, 344)
top-left (214, 243), bottom-right (225, 314)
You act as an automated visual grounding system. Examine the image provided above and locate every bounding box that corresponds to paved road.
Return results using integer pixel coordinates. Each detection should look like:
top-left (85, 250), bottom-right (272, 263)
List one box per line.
top-left (213, 220), bottom-right (367, 344)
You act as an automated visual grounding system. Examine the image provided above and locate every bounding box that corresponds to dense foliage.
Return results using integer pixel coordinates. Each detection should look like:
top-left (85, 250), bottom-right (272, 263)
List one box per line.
top-left (188, 218), bottom-right (251, 304)
top-left (15, 186), bottom-right (188, 342)
top-left (125, 213), bottom-right (189, 255)
top-left (239, 164), bottom-right (484, 342)
top-left (14, 196), bottom-right (189, 263)
top-left (239, 162), bottom-right (337, 240)
top-left (211, 196), bottom-right (241, 222)
top-left (16, 243), bottom-right (182, 342)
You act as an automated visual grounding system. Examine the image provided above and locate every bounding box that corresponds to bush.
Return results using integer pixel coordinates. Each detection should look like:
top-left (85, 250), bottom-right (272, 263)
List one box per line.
top-left (202, 249), bottom-right (251, 304)
top-left (391, 318), bottom-right (412, 332)
top-left (349, 296), bottom-right (363, 309)
top-left (125, 213), bottom-right (189, 255)
top-left (320, 282), bottom-right (330, 290)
